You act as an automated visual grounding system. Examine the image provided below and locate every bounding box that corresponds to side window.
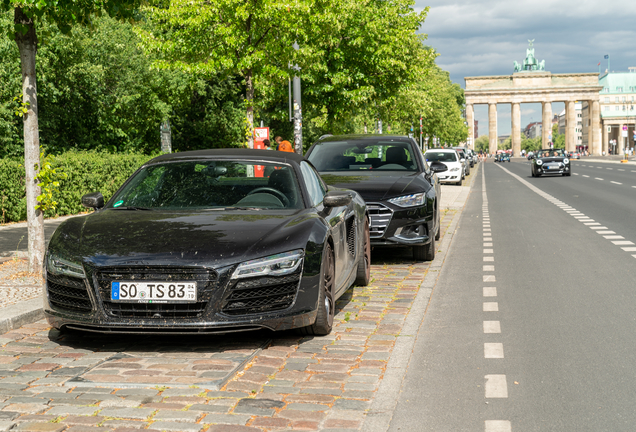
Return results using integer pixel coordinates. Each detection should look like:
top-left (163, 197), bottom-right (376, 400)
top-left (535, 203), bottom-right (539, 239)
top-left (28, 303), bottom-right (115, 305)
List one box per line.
top-left (300, 162), bottom-right (326, 207)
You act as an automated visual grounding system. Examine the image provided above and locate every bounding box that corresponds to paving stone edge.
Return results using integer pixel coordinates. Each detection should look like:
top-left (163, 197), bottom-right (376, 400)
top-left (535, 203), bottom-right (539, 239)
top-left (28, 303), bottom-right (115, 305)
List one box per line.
top-left (0, 297), bottom-right (44, 334)
top-left (361, 163), bottom-right (478, 432)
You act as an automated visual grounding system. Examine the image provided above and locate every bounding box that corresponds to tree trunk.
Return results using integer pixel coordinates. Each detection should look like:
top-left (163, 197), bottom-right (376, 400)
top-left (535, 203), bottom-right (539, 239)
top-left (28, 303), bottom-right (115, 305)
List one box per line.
top-left (15, 7), bottom-right (44, 274)
top-left (245, 68), bottom-right (254, 150)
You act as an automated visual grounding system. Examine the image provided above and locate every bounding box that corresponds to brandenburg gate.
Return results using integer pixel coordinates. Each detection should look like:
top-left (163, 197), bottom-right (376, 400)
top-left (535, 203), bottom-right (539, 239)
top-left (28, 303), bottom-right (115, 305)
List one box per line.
top-left (465, 41), bottom-right (602, 155)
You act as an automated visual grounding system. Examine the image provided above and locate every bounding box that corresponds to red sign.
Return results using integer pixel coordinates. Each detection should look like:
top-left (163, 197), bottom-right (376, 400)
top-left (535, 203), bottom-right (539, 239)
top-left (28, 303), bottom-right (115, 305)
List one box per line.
top-left (253, 127), bottom-right (270, 177)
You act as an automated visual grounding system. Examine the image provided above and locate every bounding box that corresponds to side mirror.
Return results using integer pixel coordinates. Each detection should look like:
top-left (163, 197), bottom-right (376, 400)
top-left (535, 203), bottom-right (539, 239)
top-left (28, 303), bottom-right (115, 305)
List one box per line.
top-left (429, 162), bottom-right (448, 173)
top-left (323, 191), bottom-right (353, 208)
top-left (82, 192), bottom-right (104, 209)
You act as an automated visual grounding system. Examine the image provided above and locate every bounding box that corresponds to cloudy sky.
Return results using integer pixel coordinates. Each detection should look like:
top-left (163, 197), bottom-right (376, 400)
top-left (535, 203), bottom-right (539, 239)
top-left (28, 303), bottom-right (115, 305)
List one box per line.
top-left (414, 0), bottom-right (636, 135)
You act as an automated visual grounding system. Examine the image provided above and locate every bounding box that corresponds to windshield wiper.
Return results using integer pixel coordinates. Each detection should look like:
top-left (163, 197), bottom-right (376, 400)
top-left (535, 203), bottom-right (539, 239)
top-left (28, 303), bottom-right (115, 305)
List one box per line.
top-left (111, 206), bottom-right (153, 211)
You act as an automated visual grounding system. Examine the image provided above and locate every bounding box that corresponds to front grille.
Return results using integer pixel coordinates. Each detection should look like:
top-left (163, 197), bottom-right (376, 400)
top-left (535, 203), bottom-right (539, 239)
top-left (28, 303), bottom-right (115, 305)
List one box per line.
top-left (47, 273), bottom-right (92, 313)
top-left (346, 217), bottom-right (356, 256)
top-left (367, 203), bottom-right (393, 238)
top-left (221, 273), bottom-right (300, 316)
top-left (95, 267), bottom-right (215, 319)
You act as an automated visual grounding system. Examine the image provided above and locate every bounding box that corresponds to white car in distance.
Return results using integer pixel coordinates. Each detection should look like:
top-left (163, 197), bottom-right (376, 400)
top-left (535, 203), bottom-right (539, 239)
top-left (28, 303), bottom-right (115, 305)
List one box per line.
top-left (424, 149), bottom-right (465, 186)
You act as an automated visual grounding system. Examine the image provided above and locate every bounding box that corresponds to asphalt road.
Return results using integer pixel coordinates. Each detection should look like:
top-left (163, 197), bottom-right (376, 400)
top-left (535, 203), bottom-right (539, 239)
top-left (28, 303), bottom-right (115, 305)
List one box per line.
top-left (389, 159), bottom-right (636, 432)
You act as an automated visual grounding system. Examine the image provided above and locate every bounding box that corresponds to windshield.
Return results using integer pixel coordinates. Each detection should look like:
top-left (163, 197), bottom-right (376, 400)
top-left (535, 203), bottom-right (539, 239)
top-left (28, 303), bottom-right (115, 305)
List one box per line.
top-left (537, 149), bottom-right (566, 158)
top-left (308, 140), bottom-right (419, 172)
top-left (425, 151), bottom-right (458, 162)
top-left (108, 161), bottom-right (303, 210)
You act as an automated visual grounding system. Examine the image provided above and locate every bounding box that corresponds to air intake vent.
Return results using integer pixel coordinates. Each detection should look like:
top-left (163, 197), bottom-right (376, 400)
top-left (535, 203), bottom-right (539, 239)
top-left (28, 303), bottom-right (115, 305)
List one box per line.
top-left (366, 203), bottom-right (393, 238)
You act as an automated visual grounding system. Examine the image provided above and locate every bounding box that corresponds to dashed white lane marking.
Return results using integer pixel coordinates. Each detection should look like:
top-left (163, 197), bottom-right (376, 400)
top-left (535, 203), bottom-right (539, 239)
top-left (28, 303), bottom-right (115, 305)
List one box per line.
top-left (613, 241), bottom-right (635, 245)
top-left (485, 375), bottom-right (508, 398)
top-left (483, 302), bottom-right (499, 312)
top-left (618, 169), bottom-right (625, 171)
top-left (582, 175), bottom-right (590, 178)
top-left (573, 173), bottom-right (579, 175)
top-left (597, 230), bottom-right (616, 234)
top-left (595, 177), bottom-right (604, 180)
top-left (622, 247), bottom-right (636, 252)
top-left (632, 186), bottom-right (636, 189)
top-left (590, 226), bottom-right (608, 230)
top-left (579, 219), bottom-right (595, 222)
top-left (483, 287), bottom-right (497, 296)
top-left (484, 249), bottom-right (494, 254)
top-left (598, 167), bottom-right (603, 169)
top-left (483, 275), bottom-right (496, 282)
top-left (484, 343), bottom-right (504, 358)
top-left (485, 420), bottom-right (512, 432)
top-left (585, 222), bottom-right (600, 225)
top-left (604, 235), bottom-right (625, 240)
top-left (483, 256), bottom-right (495, 262)
top-left (484, 243), bottom-right (493, 247)
top-left (483, 265), bottom-right (495, 271)
top-left (611, 181), bottom-right (623, 185)
top-left (607, 168), bottom-right (613, 170)
top-left (483, 321), bottom-right (501, 333)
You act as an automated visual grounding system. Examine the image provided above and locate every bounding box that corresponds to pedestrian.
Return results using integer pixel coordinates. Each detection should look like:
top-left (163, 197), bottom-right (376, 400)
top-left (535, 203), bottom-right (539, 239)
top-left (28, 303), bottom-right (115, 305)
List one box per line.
top-left (278, 139), bottom-right (293, 153)
top-left (274, 136), bottom-right (283, 150)
top-left (263, 139), bottom-right (273, 150)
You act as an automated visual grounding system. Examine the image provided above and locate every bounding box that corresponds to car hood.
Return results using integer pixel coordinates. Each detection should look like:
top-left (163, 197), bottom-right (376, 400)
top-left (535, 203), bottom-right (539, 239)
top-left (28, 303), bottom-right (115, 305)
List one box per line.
top-left (319, 171), bottom-right (428, 202)
top-left (48, 209), bottom-right (316, 269)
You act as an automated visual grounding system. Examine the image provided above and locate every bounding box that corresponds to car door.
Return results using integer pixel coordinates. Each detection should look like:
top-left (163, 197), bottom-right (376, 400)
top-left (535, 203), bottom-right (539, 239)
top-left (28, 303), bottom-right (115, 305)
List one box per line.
top-left (300, 161), bottom-right (355, 294)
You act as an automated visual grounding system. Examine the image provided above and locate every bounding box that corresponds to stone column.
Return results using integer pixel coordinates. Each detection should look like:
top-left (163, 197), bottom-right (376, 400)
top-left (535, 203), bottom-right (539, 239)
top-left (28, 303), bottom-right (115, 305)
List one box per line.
top-left (466, 104), bottom-right (474, 149)
top-left (489, 103), bottom-right (497, 154)
top-left (542, 101), bottom-right (552, 147)
top-left (511, 103), bottom-right (521, 156)
top-left (603, 122), bottom-right (609, 155)
top-left (566, 100), bottom-right (576, 152)
top-left (590, 100), bottom-right (600, 155)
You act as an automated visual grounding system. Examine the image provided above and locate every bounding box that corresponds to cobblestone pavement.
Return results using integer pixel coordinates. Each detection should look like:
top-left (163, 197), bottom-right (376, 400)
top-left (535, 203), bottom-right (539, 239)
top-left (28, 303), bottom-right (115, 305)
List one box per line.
top-left (0, 208), bottom-right (460, 432)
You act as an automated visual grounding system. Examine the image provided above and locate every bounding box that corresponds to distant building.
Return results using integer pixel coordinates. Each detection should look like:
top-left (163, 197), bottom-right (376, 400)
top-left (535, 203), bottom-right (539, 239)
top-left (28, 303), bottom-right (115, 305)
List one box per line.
top-left (558, 102), bottom-right (582, 148)
top-left (582, 69), bottom-right (636, 154)
top-left (524, 122), bottom-right (542, 139)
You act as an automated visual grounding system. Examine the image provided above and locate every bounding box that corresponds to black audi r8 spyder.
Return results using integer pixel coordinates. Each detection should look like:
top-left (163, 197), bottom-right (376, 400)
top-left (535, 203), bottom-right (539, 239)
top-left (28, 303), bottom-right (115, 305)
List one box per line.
top-left (44, 149), bottom-right (370, 336)
top-left (530, 148), bottom-right (571, 177)
top-left (306, 135), bottom-right (447, 262)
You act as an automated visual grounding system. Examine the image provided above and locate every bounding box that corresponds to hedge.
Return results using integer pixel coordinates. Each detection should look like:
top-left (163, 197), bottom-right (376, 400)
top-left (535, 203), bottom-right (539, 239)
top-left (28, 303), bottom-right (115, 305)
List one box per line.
top-left (0, 151), bottom-right (154, 223)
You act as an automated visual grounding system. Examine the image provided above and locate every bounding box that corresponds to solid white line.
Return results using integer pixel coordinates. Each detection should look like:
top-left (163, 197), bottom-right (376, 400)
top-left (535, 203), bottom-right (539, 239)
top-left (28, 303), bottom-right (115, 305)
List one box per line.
top-left (595, 178), bottom-right (604, 180)
top-left (483, 302), bottom-right (499, 312)
top-left (483, 256), bottom-right (495, 262)
top-left (484, 343), bottom-right (504, 358)
top-left (483, 321), bottom-right (501, 333)
top-left (604, 235), bottom-right (624, 239)
top-left (483, 265), bottom-right (495, 271)
top-left (483, 287), bottom-right (497, 297)
top-left (485, 374), bottom-right (508, 398)
top-left (613, 241), bottom-right (635, 245)
top-left (611, 181), bottom-right (623, 185)
top-left (483, 275), bottom-right (496, 282)
top-left (485, 421), bottom-right (512, 432)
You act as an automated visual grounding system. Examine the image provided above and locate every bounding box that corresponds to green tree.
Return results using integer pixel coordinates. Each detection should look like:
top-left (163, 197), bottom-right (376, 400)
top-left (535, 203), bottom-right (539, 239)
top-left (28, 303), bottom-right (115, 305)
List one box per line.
top-left (2, 0), bottom-right (142, 272)
top-left (475, 135), bottom-right (489, 153)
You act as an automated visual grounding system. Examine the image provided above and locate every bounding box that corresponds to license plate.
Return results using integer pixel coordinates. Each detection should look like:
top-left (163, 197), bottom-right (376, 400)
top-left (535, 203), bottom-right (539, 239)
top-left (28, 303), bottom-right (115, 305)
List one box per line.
top-left (111, 281), bottom-right (197, 303)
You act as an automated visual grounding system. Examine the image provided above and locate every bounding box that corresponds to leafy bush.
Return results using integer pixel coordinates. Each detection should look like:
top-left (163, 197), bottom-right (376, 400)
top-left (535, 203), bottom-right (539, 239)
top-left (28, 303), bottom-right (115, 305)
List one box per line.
top-left (0, 151), bottom-right (153, 223)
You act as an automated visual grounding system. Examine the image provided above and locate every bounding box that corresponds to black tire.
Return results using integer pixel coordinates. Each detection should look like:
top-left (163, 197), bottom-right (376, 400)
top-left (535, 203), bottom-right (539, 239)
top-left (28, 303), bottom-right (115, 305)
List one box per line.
top-left (298, 243), bottom-right (335, 336)
top-left (435, 208), bottom-right (441, 241)
top-left (354, 218), bottom-right (370, 286)
top-left (565, 173), bottom-right (571, 176)
top-left (456, 177), bottom-right (463, 186)
top-left (413, 236), bottom-right (435, 262)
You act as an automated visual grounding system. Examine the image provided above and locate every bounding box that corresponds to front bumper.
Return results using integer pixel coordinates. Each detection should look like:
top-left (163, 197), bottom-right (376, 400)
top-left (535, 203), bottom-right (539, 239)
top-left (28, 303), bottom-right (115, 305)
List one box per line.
top-left (436, 173), bottom-right (462, 183)
top-left (43, 265), bottom-right (320, 334)
top-left (537, 164), bottom-right (570, 175)
top-left (367, 202), bottom-right (433, 247)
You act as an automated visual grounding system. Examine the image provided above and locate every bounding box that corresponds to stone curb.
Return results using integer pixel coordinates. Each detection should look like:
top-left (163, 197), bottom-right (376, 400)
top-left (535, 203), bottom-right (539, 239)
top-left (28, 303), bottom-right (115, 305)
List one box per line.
top-left (361, 163), bottom-right (477, 432)
top-left (0, 297), bottom-right (44, 334)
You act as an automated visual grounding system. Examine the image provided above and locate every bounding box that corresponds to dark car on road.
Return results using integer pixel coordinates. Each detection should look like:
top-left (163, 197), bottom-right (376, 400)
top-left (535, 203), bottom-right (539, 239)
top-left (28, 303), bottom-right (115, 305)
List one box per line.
top-left (531, 148), bottom-right (571, 177)
top-left (495, 153), bottom-right (510, 162)
top-left (306, 135), bottom-right (447, 262)
top-left (44, 149), bottom-right (370, 336)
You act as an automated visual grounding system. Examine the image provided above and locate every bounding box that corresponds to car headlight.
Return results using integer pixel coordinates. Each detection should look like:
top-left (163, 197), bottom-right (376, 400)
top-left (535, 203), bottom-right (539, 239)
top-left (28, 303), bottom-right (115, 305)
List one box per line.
top-left (47, 254), bottom-right (86, 278)
top-left (388, 193), bottom-right (425, 208)
top-left (536, 159), bottom-right (543, 165)
top-left (563, 158), bottom-right (569, 164)
top-left (450, 167), bottom-right (460, 172)
top-left (231, 249), bottom-right (304, 279)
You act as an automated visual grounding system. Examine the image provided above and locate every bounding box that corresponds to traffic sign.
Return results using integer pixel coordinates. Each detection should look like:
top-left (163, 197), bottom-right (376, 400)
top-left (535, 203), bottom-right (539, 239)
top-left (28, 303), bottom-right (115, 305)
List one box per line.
top-left (623, 125), bottom-right (628, 131)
